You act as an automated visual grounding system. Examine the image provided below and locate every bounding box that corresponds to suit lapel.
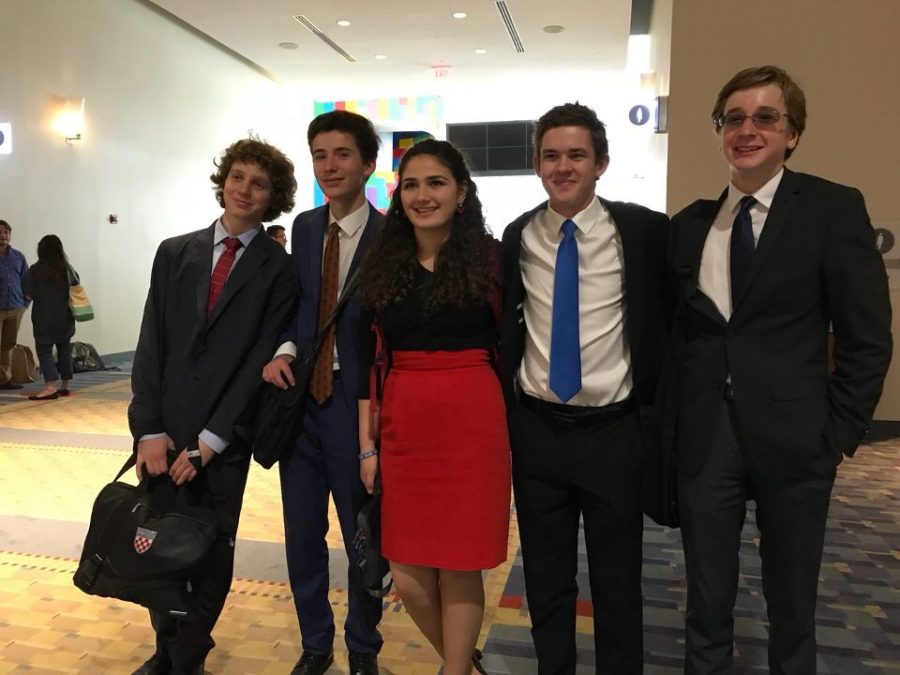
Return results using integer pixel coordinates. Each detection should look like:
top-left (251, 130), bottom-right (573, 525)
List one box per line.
top-left (308, 209), bottom-right (328, 311)
top-left (189, 223), bottom-right (216, 324)
top-left (732, 169), bottom-right (800, 310)
top-left (603, 198), bottom-right (643, 349)
top-left (349, 203), bottom-right (380, 275)
top-left (681, 196), bottom-right (728, 326)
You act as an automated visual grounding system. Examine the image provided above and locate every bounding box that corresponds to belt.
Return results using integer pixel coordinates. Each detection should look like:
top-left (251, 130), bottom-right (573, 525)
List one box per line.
top-left (520, 393), bottom-right (634, 428)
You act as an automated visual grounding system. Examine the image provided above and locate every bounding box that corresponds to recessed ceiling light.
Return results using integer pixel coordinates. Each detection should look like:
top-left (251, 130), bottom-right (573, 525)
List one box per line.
top-left (375, 54), bottom-right (387, 60)
top-left (452, 12), bottom-right (467, 19)
top-left (474, 48), bottom-right (487, 54)
top-left (278, 41), bottom-right (298, 49)
top-left (336, 19), bottom-right (351, 27)
top-left (543, 25), bottom-right (565, 33)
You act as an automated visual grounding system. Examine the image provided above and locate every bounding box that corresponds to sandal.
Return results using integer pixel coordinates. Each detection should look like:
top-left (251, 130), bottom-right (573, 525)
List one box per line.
top-left (58, 388), bottom-right (70, 396)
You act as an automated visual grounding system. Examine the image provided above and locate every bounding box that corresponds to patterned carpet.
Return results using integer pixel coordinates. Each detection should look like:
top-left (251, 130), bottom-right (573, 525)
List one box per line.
top-left (0, 368), bottom-right (898, 673)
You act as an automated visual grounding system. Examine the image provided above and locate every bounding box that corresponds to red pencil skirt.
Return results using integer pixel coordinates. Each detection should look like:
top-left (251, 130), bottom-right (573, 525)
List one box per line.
top-left (379, 349), bottom-right (511, 571)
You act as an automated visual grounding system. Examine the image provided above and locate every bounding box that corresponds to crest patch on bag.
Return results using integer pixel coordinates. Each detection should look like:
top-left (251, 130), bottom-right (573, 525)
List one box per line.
top-left (134, 527), bottom-right (157, 554)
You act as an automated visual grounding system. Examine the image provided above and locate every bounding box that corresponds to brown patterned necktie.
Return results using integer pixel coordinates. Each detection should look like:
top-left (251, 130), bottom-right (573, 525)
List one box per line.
top-left (310, 222), bottom-right (340, 404)
top-left (207, 237), bottom-right (242, 316)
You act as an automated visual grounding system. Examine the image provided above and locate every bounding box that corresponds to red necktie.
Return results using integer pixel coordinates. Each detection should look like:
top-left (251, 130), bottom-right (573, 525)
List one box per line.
top-left (309, 223), bottom-right (340, 403)
top-left (207, 237), bottom-right (242, 316)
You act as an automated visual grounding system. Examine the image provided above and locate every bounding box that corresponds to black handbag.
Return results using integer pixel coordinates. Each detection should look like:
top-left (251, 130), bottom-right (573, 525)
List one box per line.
top-left (249, 267), bottom-right (361, 469)
top-left (73, 454), bottom-right (219, 619)
top-left (352, 474), bottom-right (392, 598)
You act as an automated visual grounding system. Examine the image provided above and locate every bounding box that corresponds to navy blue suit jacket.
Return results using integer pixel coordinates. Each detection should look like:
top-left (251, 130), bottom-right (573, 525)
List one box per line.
top-left (285, 203), bottom-right (383, 412)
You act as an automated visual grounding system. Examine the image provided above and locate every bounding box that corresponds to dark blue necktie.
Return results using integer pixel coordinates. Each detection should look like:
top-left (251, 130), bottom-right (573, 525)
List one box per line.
top-left (549, 219), bottom-right (581, 402)
top-left (729, 196), bottom-right (756, 306)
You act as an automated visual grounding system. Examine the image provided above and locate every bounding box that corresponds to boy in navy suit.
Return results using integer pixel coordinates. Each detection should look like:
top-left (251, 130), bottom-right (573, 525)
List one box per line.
top-left (262, 111), bottom-right (384, 675)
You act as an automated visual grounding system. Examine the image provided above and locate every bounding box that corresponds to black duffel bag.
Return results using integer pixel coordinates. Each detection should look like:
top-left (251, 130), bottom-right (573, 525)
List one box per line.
top-left (73, 454), bottom-right (218, 620)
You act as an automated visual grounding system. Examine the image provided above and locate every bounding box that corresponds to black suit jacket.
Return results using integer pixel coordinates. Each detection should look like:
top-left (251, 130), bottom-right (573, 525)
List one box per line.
top-left (499, 197), bottom-right (673, 410)
top-left (669, 169), bottom-right (892, 480)
top-left (129, 222), bottom-right (296, 454)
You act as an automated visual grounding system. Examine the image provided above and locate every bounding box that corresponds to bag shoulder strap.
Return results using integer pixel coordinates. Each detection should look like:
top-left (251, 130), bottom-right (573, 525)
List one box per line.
top-left (114, 453), bottom-right (137, 482)
top-left (307, 265), bottom-right (361, 362)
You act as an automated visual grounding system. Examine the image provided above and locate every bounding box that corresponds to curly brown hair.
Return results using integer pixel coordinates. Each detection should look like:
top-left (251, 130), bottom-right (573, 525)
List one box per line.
top-left (358, 139), bottom-right (496, 314)
top-left (210, 136), bottom-right (297, 221)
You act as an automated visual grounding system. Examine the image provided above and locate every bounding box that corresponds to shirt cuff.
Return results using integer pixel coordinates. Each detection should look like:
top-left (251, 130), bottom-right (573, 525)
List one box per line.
top-left (139, 433), bottom-right (166, 442)
top-left (276, 341), bottom-right (297, 358)
top-left (199, 429), bottom-right (228, 455)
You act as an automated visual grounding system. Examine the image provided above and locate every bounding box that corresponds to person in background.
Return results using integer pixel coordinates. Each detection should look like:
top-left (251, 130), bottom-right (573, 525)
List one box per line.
top-left (0, 219), bottom-right (29, 390)
top-left (267, 224), bottom-right (288, 248)
top-left (357, 139), bottom-right (509, 675)
top-left (667, 65), bottom-right (891, 673)
top-left (23, 235), bottom-right (79, 400)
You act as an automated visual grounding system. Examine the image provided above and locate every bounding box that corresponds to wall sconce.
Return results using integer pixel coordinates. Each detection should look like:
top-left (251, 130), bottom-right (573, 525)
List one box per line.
top-left (52, 97), bottom-right (85, 144)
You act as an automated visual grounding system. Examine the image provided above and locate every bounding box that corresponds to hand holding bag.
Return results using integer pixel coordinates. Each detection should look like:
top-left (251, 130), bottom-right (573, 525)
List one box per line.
top-left (352, 317), bottom-right (392, 598)
top-left (73, 454), bottom-right (219, 619)
top-left (248, 267), bottom-right (361, 468)
top-left (352, 473), bottom-right (392, 598)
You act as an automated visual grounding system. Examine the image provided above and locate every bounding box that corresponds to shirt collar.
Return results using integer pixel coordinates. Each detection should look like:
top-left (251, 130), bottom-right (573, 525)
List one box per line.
top-left (727, 168), bottom-right (784, 214)
top-left (546, 196), bottom-right (603, 236)
top-left (329, 201), bottom-right (370, 237)
top-left (214, 219), bottom-right (260, 248)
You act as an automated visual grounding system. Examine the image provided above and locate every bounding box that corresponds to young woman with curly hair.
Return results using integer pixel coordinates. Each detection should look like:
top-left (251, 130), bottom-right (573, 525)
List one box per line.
top-left (357, 139), bottom-right (510, 675)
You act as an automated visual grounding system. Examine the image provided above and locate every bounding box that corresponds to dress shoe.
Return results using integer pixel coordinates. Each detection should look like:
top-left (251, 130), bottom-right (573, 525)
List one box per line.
top-left (290, 650), bottom-right (334, 675)
top-left (58, 387), bottom-right (70, 396)
top-left (172, 665), bottom-right (204, 675)
top-left (132, 653), bottom-right (172, 675)
top-left (471, 648), bottom-right (488, 674)
top-left (0, 381), bottom-right (23, 390)
top-left (348, 651), bottom-right (379, 675)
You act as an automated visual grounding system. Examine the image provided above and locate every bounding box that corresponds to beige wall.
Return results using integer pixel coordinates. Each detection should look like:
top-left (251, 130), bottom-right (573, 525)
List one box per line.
top-left (667, 0), bottom-right (900, 420)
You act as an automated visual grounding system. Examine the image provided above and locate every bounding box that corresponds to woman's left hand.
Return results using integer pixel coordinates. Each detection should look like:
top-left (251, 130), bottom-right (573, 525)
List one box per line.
top-left (360, 455), bottom-right (379, 494)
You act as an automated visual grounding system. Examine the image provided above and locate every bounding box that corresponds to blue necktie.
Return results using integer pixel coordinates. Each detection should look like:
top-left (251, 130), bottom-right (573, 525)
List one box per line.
top-left (729, 196), bottom-right (756, 306)
top-left (549, 219), bottom-right (581, 402)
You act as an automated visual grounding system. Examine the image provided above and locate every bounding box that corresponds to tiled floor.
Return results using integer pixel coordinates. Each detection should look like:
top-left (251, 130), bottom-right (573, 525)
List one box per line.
top-left (1, 372), bottom-right (899, 673)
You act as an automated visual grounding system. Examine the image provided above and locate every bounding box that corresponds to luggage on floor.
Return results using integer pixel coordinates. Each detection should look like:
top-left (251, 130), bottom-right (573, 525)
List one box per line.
top-left (72, 341), bottom-right (106, 372)
top-left (10, 344), bottom-right (37, 383)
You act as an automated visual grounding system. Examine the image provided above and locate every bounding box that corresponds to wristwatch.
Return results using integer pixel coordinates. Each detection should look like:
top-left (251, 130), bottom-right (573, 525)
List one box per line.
top-left (186, 441), bottom-right (203, 471)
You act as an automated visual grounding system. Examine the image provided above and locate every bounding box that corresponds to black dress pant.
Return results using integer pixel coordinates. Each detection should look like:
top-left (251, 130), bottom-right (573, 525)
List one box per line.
top-left (679, 402), bottom-right (835, 675)
top-left (147, 451), bottom-right (251, 670)
top-left (510, 400), bottom-right (644, 675)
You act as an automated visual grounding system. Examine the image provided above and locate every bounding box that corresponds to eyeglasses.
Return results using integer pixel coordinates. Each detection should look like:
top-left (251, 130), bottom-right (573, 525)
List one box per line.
top-left (715, 108), bottom-right (791, 130)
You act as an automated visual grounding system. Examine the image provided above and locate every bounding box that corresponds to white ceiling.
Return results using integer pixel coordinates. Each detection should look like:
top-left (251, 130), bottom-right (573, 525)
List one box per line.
top-left (148, 0), bottom-right (634, 85)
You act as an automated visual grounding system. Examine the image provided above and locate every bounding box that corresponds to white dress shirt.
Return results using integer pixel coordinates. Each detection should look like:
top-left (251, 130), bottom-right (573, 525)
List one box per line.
top-left (699, 169), bottom-right (784, 320)
top-left (518, 197), bottom-right (633, 406)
